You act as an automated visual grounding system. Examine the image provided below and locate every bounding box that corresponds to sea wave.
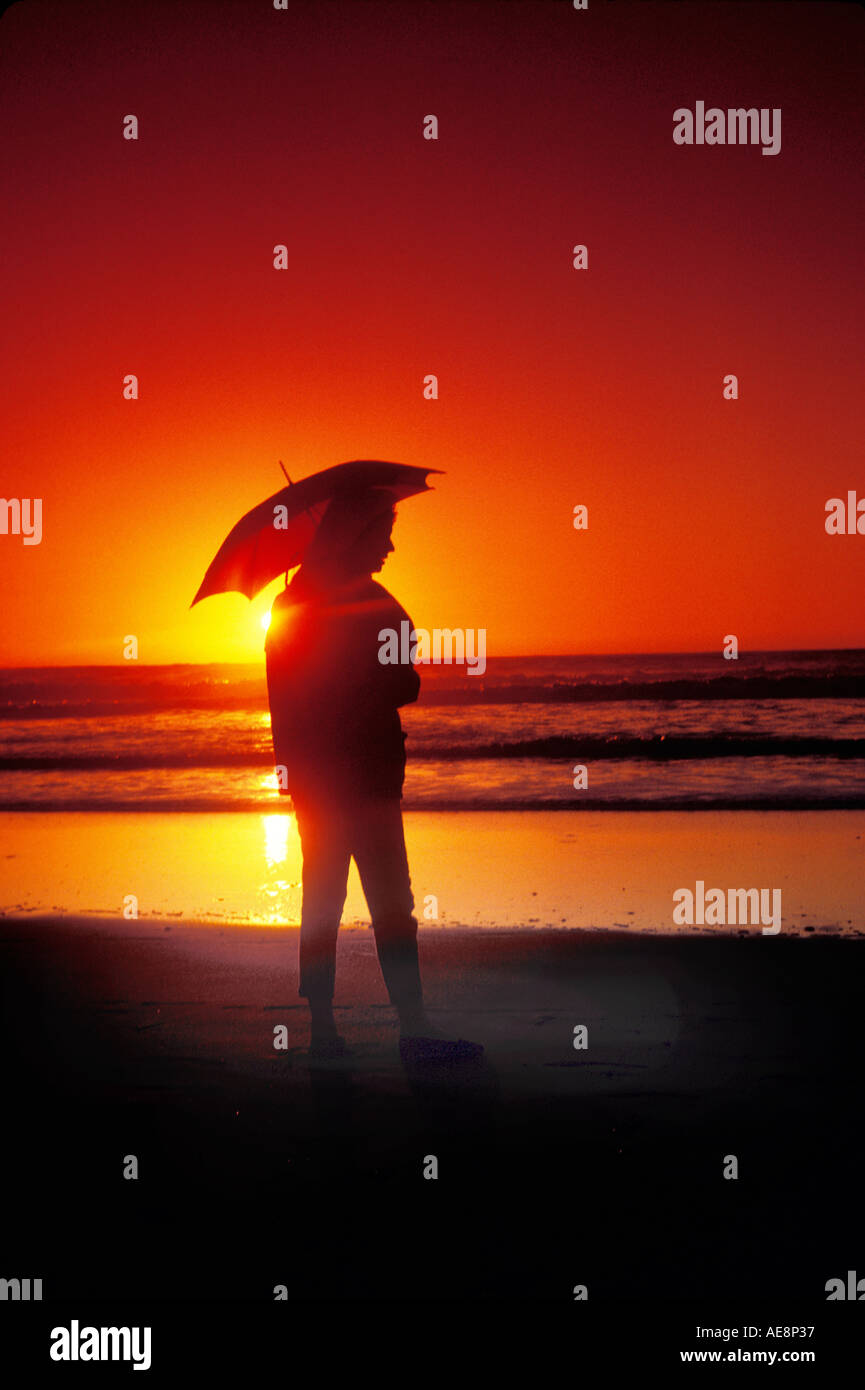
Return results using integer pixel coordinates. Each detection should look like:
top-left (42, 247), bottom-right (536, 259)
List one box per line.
top-left (1, 733), bottom-right (863, 770)
top-left (2, 794), bottom-right (864, 813)
top-left (2, 654), bottom-right (864, 718)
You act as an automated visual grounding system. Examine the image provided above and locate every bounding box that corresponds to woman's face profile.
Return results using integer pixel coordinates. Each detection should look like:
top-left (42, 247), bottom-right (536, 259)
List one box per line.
top-left (346, 508), bottom-right (396, 576)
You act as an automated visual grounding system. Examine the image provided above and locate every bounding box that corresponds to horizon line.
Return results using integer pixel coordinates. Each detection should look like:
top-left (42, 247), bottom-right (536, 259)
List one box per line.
top-left (1, 646), bottom-right (864, 673)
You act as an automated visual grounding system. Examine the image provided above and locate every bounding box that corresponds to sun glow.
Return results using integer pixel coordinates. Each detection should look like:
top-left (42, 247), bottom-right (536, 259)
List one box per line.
top-left (262, 812), bottom-right (292, 867)
top-left (260, 611), bottom-right (271, 632)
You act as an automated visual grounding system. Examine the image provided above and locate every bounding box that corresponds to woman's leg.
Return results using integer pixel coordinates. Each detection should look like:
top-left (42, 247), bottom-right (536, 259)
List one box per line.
top-left (351, 798), bottom-right (438, 1033)
top-left (352, 799), bottom-right (485, 1059)
top-left (293, 796), bottom-right (351, 1042)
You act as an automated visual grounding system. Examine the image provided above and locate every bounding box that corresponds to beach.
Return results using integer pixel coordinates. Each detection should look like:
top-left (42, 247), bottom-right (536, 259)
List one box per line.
top-left (2, 910), bottom-right (862, 1301)
top-left (2, 808), bottom-right (863, 933)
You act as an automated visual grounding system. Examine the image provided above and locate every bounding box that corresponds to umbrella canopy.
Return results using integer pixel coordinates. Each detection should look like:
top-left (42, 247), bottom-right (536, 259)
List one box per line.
top-left (191, 459), bottom-right (441, 605)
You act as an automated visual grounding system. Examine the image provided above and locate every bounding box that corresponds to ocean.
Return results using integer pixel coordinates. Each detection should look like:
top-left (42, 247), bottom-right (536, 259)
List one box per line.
top-left (2, 649), bottom-right (864, 812)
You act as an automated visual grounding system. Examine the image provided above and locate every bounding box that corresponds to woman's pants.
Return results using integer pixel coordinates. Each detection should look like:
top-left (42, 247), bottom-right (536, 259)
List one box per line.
top-left (292, 792), bottom-right (422, 1008)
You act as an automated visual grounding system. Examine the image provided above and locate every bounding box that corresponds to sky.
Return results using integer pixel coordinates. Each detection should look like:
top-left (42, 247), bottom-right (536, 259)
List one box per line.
top-left (1, 0), bottom-right (863, 665)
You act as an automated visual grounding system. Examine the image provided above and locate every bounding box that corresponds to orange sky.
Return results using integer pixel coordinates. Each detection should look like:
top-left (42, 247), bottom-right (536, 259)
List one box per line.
top-left (1, 0), bottom-right (863, 665)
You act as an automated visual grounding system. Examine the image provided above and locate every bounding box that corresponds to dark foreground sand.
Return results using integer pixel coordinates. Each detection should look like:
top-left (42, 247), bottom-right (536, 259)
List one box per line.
top-left (1, 917), bottom-right (862, 1302)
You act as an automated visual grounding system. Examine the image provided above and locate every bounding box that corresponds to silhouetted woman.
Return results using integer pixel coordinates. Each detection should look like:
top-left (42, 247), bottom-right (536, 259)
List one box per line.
top-left (265, 487), bottom-right (481, 1063)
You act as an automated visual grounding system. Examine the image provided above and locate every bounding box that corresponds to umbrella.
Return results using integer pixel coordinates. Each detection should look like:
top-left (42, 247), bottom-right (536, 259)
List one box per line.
top-left (191, 459), bottom-right (441, 606)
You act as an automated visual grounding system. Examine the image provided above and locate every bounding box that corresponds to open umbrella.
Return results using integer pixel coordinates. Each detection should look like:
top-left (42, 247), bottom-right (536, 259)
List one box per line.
top-left (191, 459), bottom-right (441, 606)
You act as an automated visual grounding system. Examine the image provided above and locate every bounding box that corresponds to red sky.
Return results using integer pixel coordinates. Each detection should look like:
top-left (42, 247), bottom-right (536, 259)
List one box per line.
top-left (1, 0), bottom-right (863, 664)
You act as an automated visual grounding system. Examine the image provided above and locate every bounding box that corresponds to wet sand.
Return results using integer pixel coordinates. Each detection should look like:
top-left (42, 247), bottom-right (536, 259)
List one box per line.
top-left (1, 916), bottom-right (863, 1301)
top-left (2, 808), bottom-right (863, 933)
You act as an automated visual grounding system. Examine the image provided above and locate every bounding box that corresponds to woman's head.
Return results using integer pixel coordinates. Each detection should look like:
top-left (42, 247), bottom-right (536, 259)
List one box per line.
top-left (343, 505), bottom-right (396, 576)
top-left (299, 489), bottom-right (396, 584)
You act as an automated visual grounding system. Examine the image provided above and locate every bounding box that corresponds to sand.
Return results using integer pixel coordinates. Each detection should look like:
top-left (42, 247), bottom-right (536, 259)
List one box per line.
top-left (1, 915), bottom-right (863, 1302)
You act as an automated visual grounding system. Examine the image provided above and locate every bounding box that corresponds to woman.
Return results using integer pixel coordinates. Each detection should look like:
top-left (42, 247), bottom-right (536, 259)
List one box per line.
top-left (265, 486), bottom-right (482, 1064)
